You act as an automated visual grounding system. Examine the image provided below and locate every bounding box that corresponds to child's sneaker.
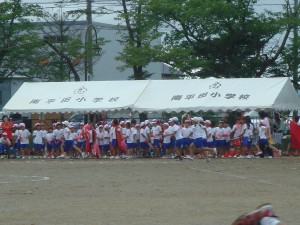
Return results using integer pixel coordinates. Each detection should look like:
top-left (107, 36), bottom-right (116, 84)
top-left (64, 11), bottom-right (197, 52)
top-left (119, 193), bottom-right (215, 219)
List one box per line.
top-left (232, 204), bottom-right (274, 225)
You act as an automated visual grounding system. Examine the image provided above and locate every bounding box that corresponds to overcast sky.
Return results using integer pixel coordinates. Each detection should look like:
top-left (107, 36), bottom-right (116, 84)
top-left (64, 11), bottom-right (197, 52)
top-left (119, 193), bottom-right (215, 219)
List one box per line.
top-left (19, 0), bottom-right (289, 25)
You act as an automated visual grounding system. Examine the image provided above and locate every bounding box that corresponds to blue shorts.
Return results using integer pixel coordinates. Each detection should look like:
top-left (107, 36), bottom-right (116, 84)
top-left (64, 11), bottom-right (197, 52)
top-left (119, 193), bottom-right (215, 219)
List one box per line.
top-left (140, 142), bottom-right (149, 150)
top-left (175, 139), bottom-right (183, 148)
top-left (0, 144), bottom-right (9, 153)
top-left (14, 140), bottom-right (20, 150)
top-left (162, 143), bottom-right (170, 151)
top-left (170, 136), bottom-right (176, 148)
top-left (34, 143), bottom-right (44, 151)
top-left (64, 140), bottom-right (74, 152)
top-left (206, 141), bottom-right (215, 148)
top-left (153, 139), bottom-right (160, 148)
top-left (202, 138), bottom-right (207, 147)
top-left (102, 144), bottom-right (110, 151)
top-left (242, 137), bottom-right (252, 149)
top-left (47, 142), bottom-right (53, 151)
top-left (194, 138), bottom-right (203, 148)
top-left (182, 138), bottom-right (193, 147)
top-left (258, 138), bottom-right (269, 146)
top-left (224, 140), bottom-right (231, 149)
top-left (126, 143), bottom-right (135, 149)
top-left (111, 139), bottom-right (118, 147)
top-left (20, 144), bottom-right (29, 149)
top-left (77, 141), bottom-right (86, 149)
top-left (133, 143), bottom-right (138, 148)
top-left (215, 140), bottom-right (225, 148)
top-left (53, 140), bottom-right (62, 149)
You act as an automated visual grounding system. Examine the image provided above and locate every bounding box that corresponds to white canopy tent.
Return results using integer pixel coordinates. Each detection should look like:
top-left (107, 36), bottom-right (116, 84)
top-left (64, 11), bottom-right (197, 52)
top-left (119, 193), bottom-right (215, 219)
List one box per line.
top-left (2, 80), bottom-right (150, 114)
top-left (3, 77), bottom-right (300, 114)
top-left (133, 77), bottom-right (300, 113)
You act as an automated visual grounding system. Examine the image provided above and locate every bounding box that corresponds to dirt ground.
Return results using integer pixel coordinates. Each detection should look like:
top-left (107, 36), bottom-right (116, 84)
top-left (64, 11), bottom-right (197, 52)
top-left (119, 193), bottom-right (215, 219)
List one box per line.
top-left (0, 157), bottom-right (299, 225)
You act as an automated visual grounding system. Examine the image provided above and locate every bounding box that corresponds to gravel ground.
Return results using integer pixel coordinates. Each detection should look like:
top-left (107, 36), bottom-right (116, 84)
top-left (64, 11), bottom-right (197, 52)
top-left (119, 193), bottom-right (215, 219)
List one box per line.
top-left (0, 157), bottom-right (299, 225)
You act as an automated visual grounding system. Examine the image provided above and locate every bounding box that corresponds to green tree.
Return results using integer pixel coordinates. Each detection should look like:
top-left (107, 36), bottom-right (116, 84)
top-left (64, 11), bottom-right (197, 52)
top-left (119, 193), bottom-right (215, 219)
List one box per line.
top-left (147, 0), bottom-right (297, 78)
top-left (0, 0), bottom-right (43, 82)
top-left (116, 0), bottom-right (161, 80)
top-left (33, 1), bottom-right (106, 81)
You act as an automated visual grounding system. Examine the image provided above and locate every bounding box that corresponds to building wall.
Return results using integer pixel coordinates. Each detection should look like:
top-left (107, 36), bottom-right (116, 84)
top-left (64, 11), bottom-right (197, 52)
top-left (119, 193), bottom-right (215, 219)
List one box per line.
top-left (90, 22), bottom-right (163, 81)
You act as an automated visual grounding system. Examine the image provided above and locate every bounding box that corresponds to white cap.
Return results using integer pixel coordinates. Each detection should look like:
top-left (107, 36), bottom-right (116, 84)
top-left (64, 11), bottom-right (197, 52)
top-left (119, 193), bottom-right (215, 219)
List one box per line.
top-left (197, 117), bottom-right (203, 122)
top-left (13, 124), bottom-right (19, 128)
top-left (140, 122), bottom-right (145, 127)
top-left (152, 119), bottom-right (158, 124)
top-left (2, 132), bottom-right (7, 136)
top-left (104, 124), bottom-right (109, 129)
top-left (144, 120), bottom-right (149, 125)
top-left (172, 117), bottom-right (178, 122)
top-left (120, 121), bottom-right (125, 125)
top-left (19, 123), bottom-right (25, 127)
top-left (125, 120), bottom-right (131, 124)
top-left (163, 123), bottom-right (169, 126)
top-left (35, 123), bottom-right (41, 127)
top-left (205, 120), bottom-right (211, 125)
top-left (62, 121), bottom-right (69, 126)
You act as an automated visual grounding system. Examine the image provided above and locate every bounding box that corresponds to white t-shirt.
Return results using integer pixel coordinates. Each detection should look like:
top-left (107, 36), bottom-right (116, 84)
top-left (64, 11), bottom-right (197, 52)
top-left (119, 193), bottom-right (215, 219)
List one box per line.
top-left (232, 124), bottom-right (242, 138)
top-left (33, 130), bottom-right (46, 144)
top-left (63, 127), bottom-right (71, 140)
top-left (151, 125), bottom-right (162, 140)
top-left (103, 130), bottom-right (110, 145)
top-left (53, 129), bottom-right (64, 140)
top-left (223, 127), bottom-right (231, 141)
top-left (213, 127), bottom-right (224, 140)
top-left (182, 127), bottom-right (192, 138)
top-left (110, 127), bottom-right (115, 140)
top-left (69, 132), bottom-right (77, 141)
top-left (206, 127), bottom-right (213, 142)
top-left (19, 129), bottom-right (31, 144)
top-left (163, 128), bottom-right (171, 144)
top-left (45, 132), bottom-right (54, 142)
top-left (96, 129), bottom-right (104, 145)
top-left (126, 128), bottom-right (136, 144)
top-left (172, 124), bottom-right (183, 140)
top-left (140, 128), bottom-right (147, 142)
top-left (200, 125), bottom-right (207, 139)
top-left (131, 127), bottom-right (138, 143)
top-left (259, 126), bottom-right (267, 139)
top-left (191, 125), bottom-right (203, 139)
top-left (77, 129), bottom-right (85, 142)
top-left (242, 124), bottom-right (254, 137)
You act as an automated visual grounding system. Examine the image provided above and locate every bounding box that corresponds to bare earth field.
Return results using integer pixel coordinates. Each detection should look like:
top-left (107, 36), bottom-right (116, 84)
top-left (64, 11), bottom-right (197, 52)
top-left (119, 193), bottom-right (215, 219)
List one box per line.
top-left (0, 157), bottom-right (299, 225)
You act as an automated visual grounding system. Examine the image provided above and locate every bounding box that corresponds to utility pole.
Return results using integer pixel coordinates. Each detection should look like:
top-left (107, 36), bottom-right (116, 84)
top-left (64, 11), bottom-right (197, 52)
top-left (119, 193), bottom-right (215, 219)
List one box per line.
top-left (85, 0), bottom-right (93, 81)
top-left (293, 0), bottom-right (299, 90)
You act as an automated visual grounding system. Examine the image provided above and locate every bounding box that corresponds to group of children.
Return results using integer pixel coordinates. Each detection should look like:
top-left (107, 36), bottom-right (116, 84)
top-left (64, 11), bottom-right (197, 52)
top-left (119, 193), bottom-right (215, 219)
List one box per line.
top-left (0, 112), bottom-right (279, 160)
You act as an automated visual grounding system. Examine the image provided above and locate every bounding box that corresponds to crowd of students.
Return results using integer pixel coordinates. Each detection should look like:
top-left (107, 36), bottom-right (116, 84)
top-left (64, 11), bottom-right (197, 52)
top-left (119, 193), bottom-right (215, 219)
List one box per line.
top-left (0, 111), bottom-right (280, 161)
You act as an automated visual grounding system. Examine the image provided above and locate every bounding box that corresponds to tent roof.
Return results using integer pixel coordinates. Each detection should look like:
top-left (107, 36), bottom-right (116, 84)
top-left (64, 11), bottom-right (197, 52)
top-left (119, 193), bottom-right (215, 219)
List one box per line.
top-left (3, 77), bottom-right (300, 114)
top-left (3, 80), bottom-right (150, 114)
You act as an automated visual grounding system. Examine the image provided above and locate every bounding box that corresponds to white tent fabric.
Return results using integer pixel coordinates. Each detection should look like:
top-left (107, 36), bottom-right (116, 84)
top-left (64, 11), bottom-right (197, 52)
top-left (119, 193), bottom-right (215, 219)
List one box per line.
top-left (3, 80), bottom-right (150, 113)
top-left (133, 77), bottom-right (300, 113)
top-left (3, 77), bottom-right (300, 113)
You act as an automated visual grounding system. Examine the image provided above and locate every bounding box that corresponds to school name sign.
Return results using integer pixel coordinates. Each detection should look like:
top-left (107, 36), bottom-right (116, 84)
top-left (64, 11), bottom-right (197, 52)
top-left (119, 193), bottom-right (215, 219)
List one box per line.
top-left (3, 78), bottom-right (300, 113)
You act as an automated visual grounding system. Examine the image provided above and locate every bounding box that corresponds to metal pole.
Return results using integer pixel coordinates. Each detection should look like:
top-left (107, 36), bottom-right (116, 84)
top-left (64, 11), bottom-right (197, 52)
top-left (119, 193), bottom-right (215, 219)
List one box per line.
top-left (85, 0), bottom-right (93, 81)
top-left (84, 24), bottom-right (98, 81)
top-left (293, 0), bottom-right (299, 89)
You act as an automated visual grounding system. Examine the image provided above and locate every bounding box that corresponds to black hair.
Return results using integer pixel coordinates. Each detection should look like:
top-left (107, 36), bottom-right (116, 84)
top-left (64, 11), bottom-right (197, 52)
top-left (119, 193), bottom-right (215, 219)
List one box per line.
top-left (2, 115), bottom-right (8, 121)
top-left (131, 119), bottom-right (137, 125)
top-left (112, 118), bottom-right (119, 125)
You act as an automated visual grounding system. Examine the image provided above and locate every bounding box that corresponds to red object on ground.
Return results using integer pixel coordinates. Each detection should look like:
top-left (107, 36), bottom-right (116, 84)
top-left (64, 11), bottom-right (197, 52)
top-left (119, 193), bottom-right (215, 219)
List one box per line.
top-left (290, 121), bottom-right (300, 150)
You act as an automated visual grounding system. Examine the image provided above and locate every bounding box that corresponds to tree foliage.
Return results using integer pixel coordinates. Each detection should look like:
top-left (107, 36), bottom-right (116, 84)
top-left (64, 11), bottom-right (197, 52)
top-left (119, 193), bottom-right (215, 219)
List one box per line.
top-left (116, 0), bottom-right (161, 80)
top-left (0, 0), bottom-right (43, 82)
top-left (146, 0), bottom-right (298, 78)
top-left (33, 1), bottom-right (106, 81)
